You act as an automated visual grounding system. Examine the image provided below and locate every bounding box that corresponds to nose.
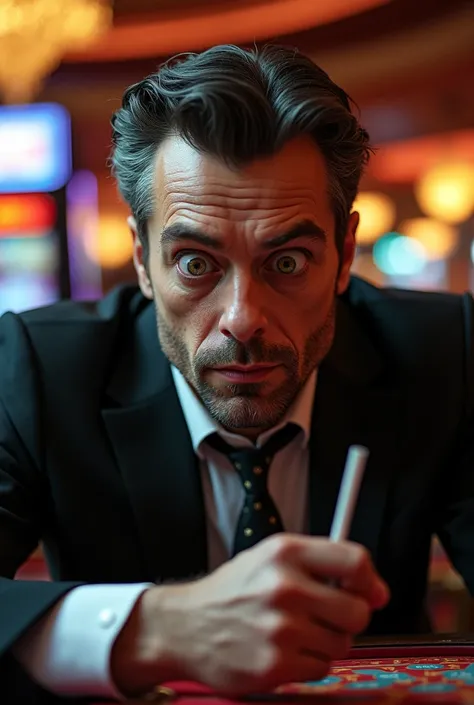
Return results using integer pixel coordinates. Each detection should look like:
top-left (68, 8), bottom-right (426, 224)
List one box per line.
top-left (218, 275), bottom-right (268, 343)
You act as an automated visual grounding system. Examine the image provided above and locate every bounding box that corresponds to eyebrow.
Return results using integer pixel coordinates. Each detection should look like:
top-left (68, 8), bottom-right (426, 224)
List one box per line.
top-left (160, 219), bottom-right (327, 251)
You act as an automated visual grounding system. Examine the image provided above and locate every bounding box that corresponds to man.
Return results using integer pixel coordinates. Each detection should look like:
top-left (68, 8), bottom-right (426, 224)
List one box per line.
top-left (0, 43), bottom-right (473, 704)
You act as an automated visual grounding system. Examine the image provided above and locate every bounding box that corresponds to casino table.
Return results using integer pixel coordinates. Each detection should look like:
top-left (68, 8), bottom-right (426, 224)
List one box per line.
top-left (95, 636), bottom-right (474, 705)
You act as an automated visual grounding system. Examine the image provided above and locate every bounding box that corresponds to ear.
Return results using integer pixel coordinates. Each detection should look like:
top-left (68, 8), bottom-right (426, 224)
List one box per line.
top-left (129, 216), bottom-right (153, 300)
top-left (336, 211), bottom-right (359, 295)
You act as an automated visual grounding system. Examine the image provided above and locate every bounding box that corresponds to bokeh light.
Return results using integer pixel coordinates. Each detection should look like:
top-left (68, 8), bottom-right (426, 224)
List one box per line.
top-left (84, 213), bottom-right (133, 269)
top-left (415, 162), bottom-right (474, 224)
top-left (399, 218), bottom-right (458, 261)
top-left (373, 232), bottom-right (427, 276)
top-left (353, 192), bottom-right (396, 245)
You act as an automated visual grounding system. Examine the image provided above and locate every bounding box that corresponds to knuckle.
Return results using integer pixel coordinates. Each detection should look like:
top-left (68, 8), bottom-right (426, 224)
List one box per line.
top-left (267, 576), bottom-right (297, 608)
top-left (266, 534), bottom-right (295, 564)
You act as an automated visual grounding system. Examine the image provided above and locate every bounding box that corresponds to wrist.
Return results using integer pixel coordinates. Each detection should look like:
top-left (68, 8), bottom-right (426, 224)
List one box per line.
top-left (110, 585), bottom-right (189, 697)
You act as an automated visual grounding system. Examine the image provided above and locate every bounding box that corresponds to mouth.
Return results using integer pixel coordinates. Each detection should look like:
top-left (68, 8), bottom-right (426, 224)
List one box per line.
top-left (209, 363), bottom-right (280, 384)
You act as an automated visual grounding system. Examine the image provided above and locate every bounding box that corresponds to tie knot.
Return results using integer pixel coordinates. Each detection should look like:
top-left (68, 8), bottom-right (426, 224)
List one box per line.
top-left (205, 423), bottom-right (301, 489)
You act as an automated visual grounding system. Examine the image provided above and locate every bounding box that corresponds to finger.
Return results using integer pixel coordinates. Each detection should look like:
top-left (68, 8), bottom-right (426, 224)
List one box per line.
top-left (337, 551), bottom-right (389, 610)
top-left (270, 613), bottom-right (352, 661)
top-left (336, 550), bottom-right (389, 606)
top-left (272, 535), bottom-right (371, 582)
top-left (310, 584), bottom-right (371, 634)
top-left (275, 575), bottom-right (373, 635)
top-left (276, 535), bottom-right (388, 608)
top-left (341, 571), bottom-right (390, 610)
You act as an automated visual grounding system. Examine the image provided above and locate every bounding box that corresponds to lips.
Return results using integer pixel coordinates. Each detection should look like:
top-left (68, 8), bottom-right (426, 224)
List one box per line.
top-left (210, 364), bottom-right (279, 383)
top-left (213, 364), bottom-right (276, 372)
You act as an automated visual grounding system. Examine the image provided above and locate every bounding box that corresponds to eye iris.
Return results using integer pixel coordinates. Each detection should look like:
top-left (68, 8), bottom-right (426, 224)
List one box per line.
top-left (187, 257), bottom-right (207, 275)
top-left (277, 255), bottom-right (296, 274)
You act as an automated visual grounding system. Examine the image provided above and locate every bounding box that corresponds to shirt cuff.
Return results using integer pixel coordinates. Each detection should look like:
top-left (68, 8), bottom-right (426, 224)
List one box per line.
top-left (13, 582), bottom-right (153, 699)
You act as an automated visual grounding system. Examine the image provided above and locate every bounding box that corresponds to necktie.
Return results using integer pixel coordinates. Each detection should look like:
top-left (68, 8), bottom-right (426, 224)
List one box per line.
top-left (206, 423), bottom-right (300, 555)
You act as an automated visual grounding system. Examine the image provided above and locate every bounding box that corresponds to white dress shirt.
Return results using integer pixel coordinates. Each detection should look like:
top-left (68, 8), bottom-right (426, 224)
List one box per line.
top-left (14, 367), bottom-right (317, 699)
top-left (173, 366), bottom-right (316, 568)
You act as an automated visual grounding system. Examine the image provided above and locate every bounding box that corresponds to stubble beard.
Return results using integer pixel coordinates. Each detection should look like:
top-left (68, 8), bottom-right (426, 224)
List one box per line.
top-left (156, 303), bottom-right (336, 433)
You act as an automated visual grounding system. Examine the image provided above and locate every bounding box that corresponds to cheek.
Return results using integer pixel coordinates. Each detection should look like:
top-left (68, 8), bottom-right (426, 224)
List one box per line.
top-left (156, 280), bottom-right (197, 319)
top-left (151, 254), bottom-right (196, 318)
top-left (291, 261), bottom-right (337, 316)
top-left (278, 270), bottom-right (336, 347)
top-left (151, 263), bottom-right (216, 351)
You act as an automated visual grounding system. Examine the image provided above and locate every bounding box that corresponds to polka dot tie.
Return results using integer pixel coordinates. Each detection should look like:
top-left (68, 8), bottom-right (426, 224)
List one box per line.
top-left (206, 423), bottom-right (300, 556)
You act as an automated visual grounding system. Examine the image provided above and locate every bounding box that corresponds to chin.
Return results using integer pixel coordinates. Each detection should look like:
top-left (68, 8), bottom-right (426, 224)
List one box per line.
top-left (212, 382), bottom-right (269, 398)
top-left (204, 392), bottom-right (292, 432)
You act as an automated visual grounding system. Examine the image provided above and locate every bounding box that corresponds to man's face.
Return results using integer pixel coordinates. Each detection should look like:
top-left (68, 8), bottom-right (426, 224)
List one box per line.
top-left (133, 135), bottom-right (357, 437)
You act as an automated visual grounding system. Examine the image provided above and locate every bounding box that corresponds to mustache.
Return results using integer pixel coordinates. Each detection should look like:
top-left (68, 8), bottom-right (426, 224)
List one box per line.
top-left (194, 339), bottom-right (297, 369)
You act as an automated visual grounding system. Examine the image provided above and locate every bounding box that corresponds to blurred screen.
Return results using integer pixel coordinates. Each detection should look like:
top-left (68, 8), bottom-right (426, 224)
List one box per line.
top-left (0, 194), bottom-right (62, 315)
top-left (0, 103), bottom-right (71, 194)
top-left (0, 239), bottom-right (59, 315)
top-left (0, 103), bottom-right (72, 315)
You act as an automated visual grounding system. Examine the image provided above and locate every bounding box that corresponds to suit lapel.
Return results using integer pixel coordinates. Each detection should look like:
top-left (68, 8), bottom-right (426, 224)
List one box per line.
top-left (102, 303), bottom-right (208, 582)
top-left (309, 290), bottom-right (404, 562)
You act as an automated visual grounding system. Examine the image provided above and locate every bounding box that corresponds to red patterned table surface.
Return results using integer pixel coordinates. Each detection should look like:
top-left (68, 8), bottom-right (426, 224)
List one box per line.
top-left (91, 641), bottom-right (474, 705)
top-left (92, 656), bottom-right (474, 705)
top-left (277, 656), bottom-right (474, 701)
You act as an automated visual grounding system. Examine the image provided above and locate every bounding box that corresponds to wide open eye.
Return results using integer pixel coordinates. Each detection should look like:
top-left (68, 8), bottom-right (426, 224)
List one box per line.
top-left (269, 250), bottom-right (308, 275)
top-left (177, 253), bottom-right (217, 277)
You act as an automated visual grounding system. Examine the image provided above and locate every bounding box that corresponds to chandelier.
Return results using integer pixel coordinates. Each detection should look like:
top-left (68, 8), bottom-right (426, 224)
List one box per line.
top-left (0, 0), bottom-right (113, 103)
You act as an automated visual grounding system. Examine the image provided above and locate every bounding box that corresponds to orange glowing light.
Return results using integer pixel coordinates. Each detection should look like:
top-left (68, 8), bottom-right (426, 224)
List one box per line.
top-left (0, 193), bottom-right (56, 234)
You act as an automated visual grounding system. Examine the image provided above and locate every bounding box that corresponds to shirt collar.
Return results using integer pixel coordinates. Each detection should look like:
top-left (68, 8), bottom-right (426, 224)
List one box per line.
top-left (171, 365), bottom-right (317, 458)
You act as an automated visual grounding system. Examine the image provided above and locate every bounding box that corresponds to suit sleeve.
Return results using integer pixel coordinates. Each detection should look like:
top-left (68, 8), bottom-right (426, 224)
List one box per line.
top-left (436, 292), bottom-right (474, 594)
top-left (0, 312), bottom-right (81, 698)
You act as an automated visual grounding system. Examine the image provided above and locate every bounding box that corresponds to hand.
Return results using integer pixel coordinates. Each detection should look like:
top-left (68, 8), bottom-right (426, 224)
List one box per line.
top-left (111, 535), bottom-right (389, 696)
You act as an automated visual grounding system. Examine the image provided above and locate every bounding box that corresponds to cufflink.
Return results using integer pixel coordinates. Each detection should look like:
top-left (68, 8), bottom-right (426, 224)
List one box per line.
top-left (98, 608), bottom-right (117, 628)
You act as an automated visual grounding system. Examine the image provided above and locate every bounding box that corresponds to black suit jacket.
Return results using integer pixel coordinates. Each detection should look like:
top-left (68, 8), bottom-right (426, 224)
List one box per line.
top-left (1, 275), bottom-right (474, 701)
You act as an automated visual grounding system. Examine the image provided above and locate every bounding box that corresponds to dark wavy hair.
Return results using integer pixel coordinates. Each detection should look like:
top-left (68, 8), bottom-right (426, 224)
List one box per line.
top-left (110, 44), bottom-right (372, 261)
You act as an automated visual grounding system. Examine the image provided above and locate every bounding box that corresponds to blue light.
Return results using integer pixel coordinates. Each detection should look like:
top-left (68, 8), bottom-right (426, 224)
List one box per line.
top-left (0, 103), bottom-right (72, 193)
top-left (373, 233), bottom-right (427, 276)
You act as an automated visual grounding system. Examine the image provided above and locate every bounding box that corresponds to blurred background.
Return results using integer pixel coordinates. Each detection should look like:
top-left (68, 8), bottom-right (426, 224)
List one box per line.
top-left (1, 0), bottom-right (473, 632)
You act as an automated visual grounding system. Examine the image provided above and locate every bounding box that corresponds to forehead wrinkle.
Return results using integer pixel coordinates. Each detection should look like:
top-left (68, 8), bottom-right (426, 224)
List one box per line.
top-left (161, 188), bottom-right (321, 222)
top-left (160, 166), bottom-right (320, 196)
top-left (156, 146), bottom-right (331, 230)
top-left (162, 175), bottom-right (318, 200)
top-left (163, 171), bottom-right (320, 191)
top-left (155, 133), bottom-right (330, 208)
top-left (164, 190), bottom-right (318, 208)
top-left (162, 201), bottom-right (321, 230)
top-left (164, 209), bottom-right (319, 233)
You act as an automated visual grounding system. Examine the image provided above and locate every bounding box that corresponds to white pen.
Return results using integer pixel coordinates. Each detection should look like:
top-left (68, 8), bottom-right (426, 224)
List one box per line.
top-left (329, 445), bottom-right (369, 542)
